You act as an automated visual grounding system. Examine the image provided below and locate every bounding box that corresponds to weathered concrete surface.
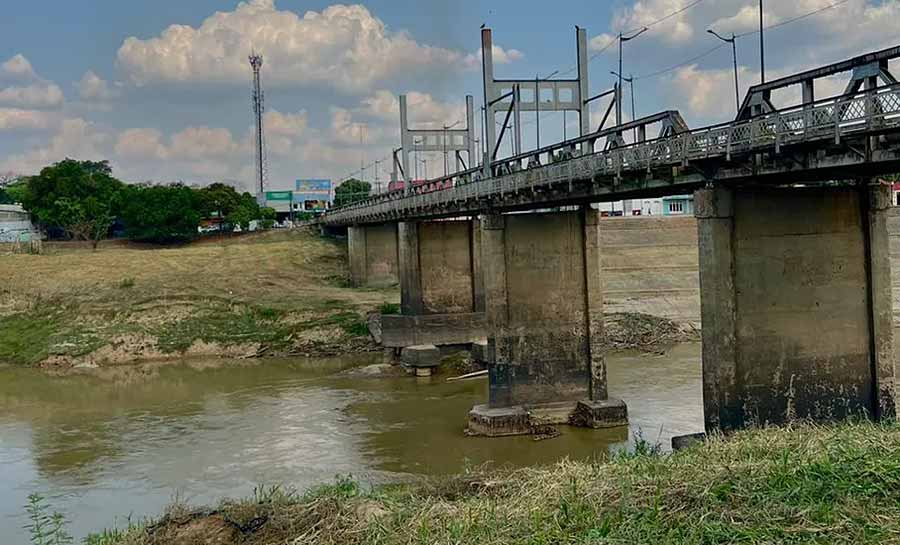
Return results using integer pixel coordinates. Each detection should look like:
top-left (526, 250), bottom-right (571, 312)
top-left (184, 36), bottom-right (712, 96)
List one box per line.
top-left (400, 344), bottom-right (441, 368)
top-left (348, 223), bottom-right (398, 287)
top-left (394, 219), bottom-right (485, 349)
top-left (478, 207), bottom-right (625, 431)
top-left (602, 216), bottom-right (700, 327)
top-left (697, 184), bottom-right (896, 432)
top-left (381, 313), bottom-right (486, 348)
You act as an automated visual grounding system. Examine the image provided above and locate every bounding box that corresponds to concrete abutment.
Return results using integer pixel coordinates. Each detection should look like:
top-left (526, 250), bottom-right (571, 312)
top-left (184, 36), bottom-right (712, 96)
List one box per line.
top-left (696, 183), bottom-right (897, 433)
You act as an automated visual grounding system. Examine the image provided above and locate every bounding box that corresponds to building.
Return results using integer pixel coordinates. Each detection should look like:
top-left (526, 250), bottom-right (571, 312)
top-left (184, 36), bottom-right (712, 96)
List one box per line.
top-left (294, 179), bottom-right (332, 213)
top-left (0, 204), bottom-right (39, 243)
top-left (263, 190), bottom-right (294, 213)
top-left (662, 195), bottom-right (694, 216)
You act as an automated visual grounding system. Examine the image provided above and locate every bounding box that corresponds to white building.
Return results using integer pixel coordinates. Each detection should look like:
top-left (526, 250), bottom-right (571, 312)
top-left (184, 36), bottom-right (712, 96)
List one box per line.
top-left (0, 204), bottom-right (40, 242)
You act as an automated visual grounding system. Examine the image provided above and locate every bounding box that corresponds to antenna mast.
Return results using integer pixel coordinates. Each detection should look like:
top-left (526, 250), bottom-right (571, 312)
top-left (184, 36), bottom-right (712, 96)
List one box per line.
top-left (249, 52), bottom-right (267, 196)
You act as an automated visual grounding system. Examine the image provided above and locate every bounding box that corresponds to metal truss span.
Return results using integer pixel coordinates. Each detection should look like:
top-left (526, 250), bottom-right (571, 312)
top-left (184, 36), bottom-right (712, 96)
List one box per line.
top-left (323, 83), bottom-right (900, 227)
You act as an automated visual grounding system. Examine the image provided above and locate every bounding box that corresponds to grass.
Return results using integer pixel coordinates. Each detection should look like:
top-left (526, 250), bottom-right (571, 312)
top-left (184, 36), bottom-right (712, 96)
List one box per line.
top-left (87, 421), bottom-right (900, 545)
top-left (0, 229), bottom-right (399, 366)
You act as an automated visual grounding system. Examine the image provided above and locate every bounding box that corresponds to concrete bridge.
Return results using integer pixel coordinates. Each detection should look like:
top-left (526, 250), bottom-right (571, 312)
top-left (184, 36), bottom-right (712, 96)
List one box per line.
top-left (322, 41), bottom-right (900, 437)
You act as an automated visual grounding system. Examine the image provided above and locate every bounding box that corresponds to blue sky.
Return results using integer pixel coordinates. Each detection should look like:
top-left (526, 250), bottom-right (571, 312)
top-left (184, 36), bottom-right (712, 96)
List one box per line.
top-left (2, 1), bottom-right (898, 191)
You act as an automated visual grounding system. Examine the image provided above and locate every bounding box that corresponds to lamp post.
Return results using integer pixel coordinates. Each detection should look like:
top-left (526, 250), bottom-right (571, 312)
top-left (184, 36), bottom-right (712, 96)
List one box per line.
top-left (707, 29), bottom-right (740, 114)
top-left (618, 28), bottom-right (647, 128)
top-left (759, 0), bottom-right (766, 83)
top-left (535, 69), bottom-right (559, 150)
top-left (610, 70), bottom-right (636, 140)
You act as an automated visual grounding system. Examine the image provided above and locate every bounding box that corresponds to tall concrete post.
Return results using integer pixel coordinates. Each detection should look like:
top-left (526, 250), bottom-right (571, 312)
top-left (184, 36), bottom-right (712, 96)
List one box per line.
top-left (399, 96), bottom-right (411, 189)
top-left (398, 221), bottom-right (423, 316)
top-left (347, 224), bottom-right (399, 288)
top-left (576, 27), bottom-right (593, 155)
top-left (481, 28), bottom-right (496, 178)
top-left (695, 183), bottom-right (897, 433)
top-left (866, 181), bottom-right (897, 420)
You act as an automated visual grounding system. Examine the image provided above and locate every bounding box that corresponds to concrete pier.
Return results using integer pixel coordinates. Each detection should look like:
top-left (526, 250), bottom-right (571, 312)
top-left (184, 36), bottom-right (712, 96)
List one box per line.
top-left (381, 219), bottom-right (486, 349)
top-left (347, 223), bottom-right (399, 287)
top-left (469, 207), bottom-right (627, 436)
top-left (696, 183), bottom-right (896, 432)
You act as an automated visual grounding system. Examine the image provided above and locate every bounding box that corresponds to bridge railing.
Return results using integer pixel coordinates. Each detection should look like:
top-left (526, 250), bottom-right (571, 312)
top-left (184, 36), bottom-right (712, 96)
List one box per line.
top-left (325, 83), bottom-right (900, 224)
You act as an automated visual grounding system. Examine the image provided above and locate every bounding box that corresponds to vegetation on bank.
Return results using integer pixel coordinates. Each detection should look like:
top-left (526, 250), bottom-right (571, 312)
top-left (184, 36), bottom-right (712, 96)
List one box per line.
top-left (0, 228), bottom-right (397, 368)
top-left (11, 159), bottom-right (277, 245)
top-left (72, 421), bottom-right (900, 544)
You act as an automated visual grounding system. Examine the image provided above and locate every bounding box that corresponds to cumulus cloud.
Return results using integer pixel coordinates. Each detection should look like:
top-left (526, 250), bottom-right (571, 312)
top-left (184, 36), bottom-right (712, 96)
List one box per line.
top-left (0, 108), bottom-right (57, 131)
top-left (0, 83), bottom-right (64, 109)
top-left (0, 118), bottom-right (108, 174)
top-left (77, 70), bottom-right (121, 102)
top-left (169, 126), bottom-right (240, 159)
top-left (462, 44), bottom-right (525, 70)
top-left (115, 0), bottom-right (465, 93)
top-left (115, 128), bottom-right (168, 160)
top-left (2, 54), bottom-right (36, 80)
top-left (358, 90), bottom-right (465, 127)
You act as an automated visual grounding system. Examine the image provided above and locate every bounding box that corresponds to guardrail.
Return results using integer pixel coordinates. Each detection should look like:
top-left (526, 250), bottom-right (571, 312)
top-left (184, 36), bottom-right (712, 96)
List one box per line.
top-left (324, 84), bottom-right (900, 225)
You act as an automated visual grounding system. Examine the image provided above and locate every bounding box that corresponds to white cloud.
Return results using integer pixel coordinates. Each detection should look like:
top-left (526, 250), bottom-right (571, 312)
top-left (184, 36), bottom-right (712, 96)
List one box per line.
top-left (0, 108), bottom-right (56, 131)
top-left (0, 83), bottom-right (64, 109)
top-left (462, 44), bottom-right (525, 69)
top-left (358, 90), bottom-right (465, 127)
top-left (0, 118), bottom-right (108, 174)
top-left (77, 70), bottom-right (121, 102)
top-left (115, 0), bottom-right (465, 93)
top-left (170, 126), bottom-right (240, 159)
top-left (265, 110), bottom-right (308, 137)
top-left (2, 54), bottom-right (36, 80)
top-left (115, 128), bottom-right (168, 160)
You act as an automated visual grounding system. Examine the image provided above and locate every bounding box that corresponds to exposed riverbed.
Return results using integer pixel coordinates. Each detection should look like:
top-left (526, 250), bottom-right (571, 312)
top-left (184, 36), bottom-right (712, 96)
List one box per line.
top-left (0, 344), bottom-right (703, 542)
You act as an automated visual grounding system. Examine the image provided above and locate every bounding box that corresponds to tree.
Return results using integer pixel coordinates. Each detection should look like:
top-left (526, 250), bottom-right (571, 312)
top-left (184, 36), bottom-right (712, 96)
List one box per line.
top-left (333, 178), bottom-right (371, 208)
top-left (197, 182), bottom-right (245, 220)
top-left (21, 159), bottom-right (123, 248)
top-left (118, 183), bottom-right (201, 243)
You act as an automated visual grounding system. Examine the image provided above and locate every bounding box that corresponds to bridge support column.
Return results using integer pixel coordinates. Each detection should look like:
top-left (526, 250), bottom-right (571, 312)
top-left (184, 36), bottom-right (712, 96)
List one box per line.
top-left (347, 224), bottom-right (399, 288)
top-left (696, 183), bottom-right (896, 433)
top-left (468, 207), bottom-right (627, 436)
top-left (381, 219), bottom-right (486, 350)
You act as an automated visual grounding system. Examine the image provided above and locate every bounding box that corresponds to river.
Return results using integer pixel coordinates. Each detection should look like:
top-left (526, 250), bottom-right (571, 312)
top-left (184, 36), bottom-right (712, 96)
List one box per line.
top-left (0, 344), bottom-right (703, 542)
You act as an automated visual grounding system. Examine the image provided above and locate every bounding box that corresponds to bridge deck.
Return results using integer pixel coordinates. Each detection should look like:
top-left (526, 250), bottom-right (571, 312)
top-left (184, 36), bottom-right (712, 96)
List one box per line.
top-left (324, 84), bottom-right (900, 226)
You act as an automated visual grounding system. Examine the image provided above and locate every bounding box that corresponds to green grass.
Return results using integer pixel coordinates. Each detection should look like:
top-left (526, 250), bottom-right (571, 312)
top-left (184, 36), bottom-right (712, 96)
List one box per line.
top-left (89, 421), bottom-right (900, 545)
top-left (0, 307), bottom-right (63, 365)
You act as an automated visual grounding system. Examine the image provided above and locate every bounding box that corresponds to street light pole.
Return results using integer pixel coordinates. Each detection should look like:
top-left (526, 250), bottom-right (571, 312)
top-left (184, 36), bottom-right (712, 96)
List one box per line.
top-left (618, 28), bottom-right (647, 129)
top-left (610, 70), bottom-right (636, 140)
top-left (759, 0), bottom-right (766, 83)
top-left (708, 29), bottom-right (741, 114)
top-left (535, 70), bottom-right (559, 150)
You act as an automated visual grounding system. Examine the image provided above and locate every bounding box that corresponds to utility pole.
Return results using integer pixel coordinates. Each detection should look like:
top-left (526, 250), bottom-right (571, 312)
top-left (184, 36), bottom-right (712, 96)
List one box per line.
top-left (708, 29), bottom-right (741, 114)
top-left (759, 0), bottom-right (766, 83)
top-left (249, 53), bottom-right (266, 197)
top-left (374, 159), bottom-right (382, 193)
top-left (618, 28), bottom-right (647, 129)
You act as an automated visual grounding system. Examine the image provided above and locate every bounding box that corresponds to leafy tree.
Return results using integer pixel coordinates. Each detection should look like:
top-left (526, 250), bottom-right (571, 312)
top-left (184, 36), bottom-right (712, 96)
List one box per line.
top-left (197, 182), bottom-right (245, 219)
top-left (334, 178), bottom-right (371, 208)
top-left (21, 159), bottom-right (123, 248)
top-left (259, 206), bottom-right (277, 229)
top-left (225, 191), bottom-right (265, 231)
top-left (118, 183), bottom-right (201, 243)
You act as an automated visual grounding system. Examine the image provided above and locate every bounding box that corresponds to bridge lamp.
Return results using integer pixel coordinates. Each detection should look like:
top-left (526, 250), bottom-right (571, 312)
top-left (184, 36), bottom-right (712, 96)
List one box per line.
top-left (618, 27), bottom-right (647, 128)
top-left (707, 29), bottom-right (741, 115)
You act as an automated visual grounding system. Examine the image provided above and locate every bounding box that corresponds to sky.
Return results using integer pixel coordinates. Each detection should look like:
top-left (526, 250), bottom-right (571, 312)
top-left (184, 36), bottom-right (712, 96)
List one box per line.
top-left (1, 0), bottom-right (899, 192)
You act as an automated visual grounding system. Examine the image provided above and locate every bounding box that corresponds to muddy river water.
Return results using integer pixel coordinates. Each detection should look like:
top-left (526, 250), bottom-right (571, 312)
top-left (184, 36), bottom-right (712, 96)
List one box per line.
top-left (0, 344), bottom-right (703, 542)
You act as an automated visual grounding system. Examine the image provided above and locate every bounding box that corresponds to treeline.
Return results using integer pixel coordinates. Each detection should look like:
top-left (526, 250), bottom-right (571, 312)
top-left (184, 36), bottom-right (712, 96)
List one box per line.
top-left (10, 159), bottom-right (276, 246)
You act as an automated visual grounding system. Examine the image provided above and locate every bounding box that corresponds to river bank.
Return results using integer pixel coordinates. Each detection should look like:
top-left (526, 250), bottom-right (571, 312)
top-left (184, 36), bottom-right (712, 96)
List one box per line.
top-left (0, 229), bottom-right (397, 370)
top-left (86, 421), bottom-right (900, 544)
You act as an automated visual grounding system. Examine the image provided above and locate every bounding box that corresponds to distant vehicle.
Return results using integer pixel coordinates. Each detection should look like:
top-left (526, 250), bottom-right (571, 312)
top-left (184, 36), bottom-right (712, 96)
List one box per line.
top-left (386, 179), bottom-right (451, 194)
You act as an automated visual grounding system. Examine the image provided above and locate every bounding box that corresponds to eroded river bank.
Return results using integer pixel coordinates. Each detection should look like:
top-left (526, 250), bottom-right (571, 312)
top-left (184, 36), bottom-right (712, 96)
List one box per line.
top-left (0, 344), bottom-right (703, 542)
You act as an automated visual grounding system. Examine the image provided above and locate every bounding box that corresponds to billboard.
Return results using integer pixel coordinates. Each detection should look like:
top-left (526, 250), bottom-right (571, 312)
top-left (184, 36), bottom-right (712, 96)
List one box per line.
top-left (295, 179), bottom-right (332, 202)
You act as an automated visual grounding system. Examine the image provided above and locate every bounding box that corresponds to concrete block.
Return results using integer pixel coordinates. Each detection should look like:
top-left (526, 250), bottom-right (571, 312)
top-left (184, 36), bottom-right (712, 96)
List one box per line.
top-left (671, 433), bottom-right (707, 451)
top-left (466, 404), bottom-right (530, 437)
top-left (400, 344), bottom-right (441, 368)
top-left (471, 339), bottom-right (489, 363)
top-left (569, 399), bottom-right (628, 429)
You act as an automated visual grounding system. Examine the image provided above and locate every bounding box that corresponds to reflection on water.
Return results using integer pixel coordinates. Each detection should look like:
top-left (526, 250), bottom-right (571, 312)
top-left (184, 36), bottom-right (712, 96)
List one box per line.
top-left (0, 344), bottom-right (703, 541)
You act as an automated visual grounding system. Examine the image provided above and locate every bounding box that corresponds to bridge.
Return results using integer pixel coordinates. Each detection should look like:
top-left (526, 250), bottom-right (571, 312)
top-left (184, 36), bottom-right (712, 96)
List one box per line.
top-left (322, 31), bottom-right (900, 438)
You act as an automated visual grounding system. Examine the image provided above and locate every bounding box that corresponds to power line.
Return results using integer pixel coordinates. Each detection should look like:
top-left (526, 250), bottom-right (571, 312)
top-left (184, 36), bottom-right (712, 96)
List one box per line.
top-left (633, 0), bottom-right (853, 81)
top-left (634, 43), bottom-right (727, 80)
top-left (623, 0), bottom-right (706, 35)
top-left (735, 0), bottom-right (851, 38)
